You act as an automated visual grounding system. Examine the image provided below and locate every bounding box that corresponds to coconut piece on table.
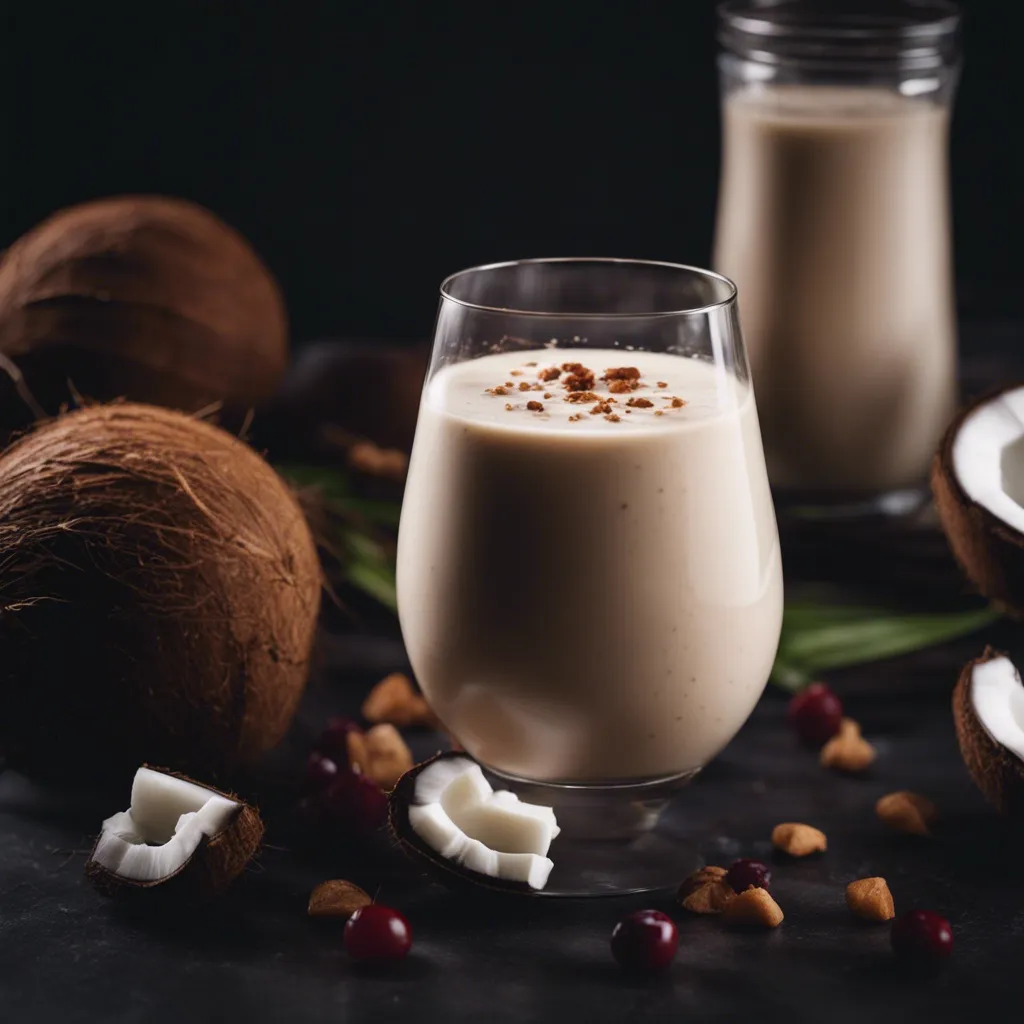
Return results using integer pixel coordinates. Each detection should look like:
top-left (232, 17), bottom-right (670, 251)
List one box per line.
top-left (932, 385), bottom-right (1024, 614)
top-left (954, 648), bottom-right (1024, 816)
top-left (390, 753), bottom-right (560, 893)
top-left (85, 766), bottom-right (263, 903)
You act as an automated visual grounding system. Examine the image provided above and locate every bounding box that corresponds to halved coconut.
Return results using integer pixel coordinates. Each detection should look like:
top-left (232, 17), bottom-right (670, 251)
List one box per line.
top-left (389, 753), bottom-right (559, 893)
top-left (953, 648), bottom-right (1024, 816)
top-left (932, 386), bottom-right (1024, 613)
top-left (85, 766), bottom-right (264, 902)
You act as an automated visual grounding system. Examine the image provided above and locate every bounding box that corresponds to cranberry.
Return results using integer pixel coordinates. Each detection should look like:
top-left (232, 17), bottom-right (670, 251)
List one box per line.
top-left (324, 772), bottom-right (389, 833)
top-left (787, 682), bottom-right (844, 746)
top-left (304, 751), bottom-right (339, 792)
top-left (891, 910), bottom-right (953, 969)
top-left (726, 858), bottom-right (772, 893)
top-left (610, 910), bottom-right (679, 973)
top-left (317, 716), bottom-right (361, 761)
top-left (344, 905), bottom-right (412, 963)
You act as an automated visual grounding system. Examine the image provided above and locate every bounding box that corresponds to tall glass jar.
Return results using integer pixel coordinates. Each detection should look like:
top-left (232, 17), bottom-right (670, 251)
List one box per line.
top-left (713, 0), bottom-right (961, 505)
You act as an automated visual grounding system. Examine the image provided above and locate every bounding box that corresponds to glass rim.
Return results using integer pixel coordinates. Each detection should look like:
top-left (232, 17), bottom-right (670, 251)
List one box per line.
top-left (438, 257), bottom-right (739, 320)
top-left (717, 0), bottom-right (961, 42)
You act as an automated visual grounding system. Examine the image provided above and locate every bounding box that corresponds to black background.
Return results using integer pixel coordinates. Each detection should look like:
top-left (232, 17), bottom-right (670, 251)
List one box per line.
top-left (1, 1), bottom-right (1019, 344)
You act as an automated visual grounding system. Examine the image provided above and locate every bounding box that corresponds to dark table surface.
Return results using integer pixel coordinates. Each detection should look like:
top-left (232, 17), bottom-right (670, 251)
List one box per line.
top-left (3, 323), bottom-right (1024, 1023)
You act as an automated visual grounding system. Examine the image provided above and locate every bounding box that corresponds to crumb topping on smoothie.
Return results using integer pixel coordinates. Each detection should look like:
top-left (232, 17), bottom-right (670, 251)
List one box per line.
top-left (485, 359), bottom-right (691, 422)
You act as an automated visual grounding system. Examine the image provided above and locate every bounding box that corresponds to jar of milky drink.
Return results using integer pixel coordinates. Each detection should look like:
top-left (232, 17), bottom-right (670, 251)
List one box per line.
top-left (713, 1), bottom-right (961, 507)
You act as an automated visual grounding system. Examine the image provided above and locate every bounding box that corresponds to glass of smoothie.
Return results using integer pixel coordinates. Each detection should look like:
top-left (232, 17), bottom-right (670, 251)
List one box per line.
top-left (397, 259), bottom-right (783, 895)
top-left (714, 0), bottom-right (961, 514)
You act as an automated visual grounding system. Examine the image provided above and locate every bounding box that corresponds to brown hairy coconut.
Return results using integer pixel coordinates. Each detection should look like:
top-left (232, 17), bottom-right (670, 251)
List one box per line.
top-left (0, 403), bottom-right (320, 783)
top-left (0, 196), bottom-right (287, 434)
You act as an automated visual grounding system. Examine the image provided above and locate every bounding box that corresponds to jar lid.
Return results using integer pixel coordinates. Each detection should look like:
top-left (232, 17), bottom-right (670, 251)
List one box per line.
top-left (718, 1), bottom-right (961, 69)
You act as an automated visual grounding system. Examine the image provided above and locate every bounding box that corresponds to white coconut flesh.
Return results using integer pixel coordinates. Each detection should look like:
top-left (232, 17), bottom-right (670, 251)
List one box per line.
top-left (407, 757), bottom-right (560, 890)
top-left (91, 767), bottom-right (240, 882)
top-left (971, 656), bottom-right (1024, 763)
top-left (952, 387), bottom-right (1024, 535)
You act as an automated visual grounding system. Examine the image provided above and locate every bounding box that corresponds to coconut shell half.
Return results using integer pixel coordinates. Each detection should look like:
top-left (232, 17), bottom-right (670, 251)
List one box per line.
top-left (952, 648), bottom-right (1024, 817)
top-left (85, 766), bottom-right (264, 906)
top-left (389, 753), bottom-right (551, 896)
top-left (932, 386), bottom-right (1024, 615)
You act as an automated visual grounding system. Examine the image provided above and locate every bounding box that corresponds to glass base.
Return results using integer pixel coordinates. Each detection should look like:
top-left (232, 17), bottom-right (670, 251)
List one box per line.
top-left (480, 763), bottom-right (703, 897)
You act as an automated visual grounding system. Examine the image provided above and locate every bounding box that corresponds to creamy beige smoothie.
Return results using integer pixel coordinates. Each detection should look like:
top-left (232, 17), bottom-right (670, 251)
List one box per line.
top-left (714, 86), bottom-right (956, 492)
top-left (397, 349), bottom-right (783, 782)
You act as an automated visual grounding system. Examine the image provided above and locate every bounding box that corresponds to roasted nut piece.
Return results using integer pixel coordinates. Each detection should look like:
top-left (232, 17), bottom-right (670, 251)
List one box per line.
top-left (362, 672), bottom-right (439, 729)
top-left (308, 879), bottom-right (372, 919)
top-left (846, 877), bottom-right (895, 922)
top-left (820, 717), bottom-right (876, 772)
top-left (681, 880), bottom-right (736, 915)
top-left (771, 822), bottom-right (827, 857)
top-left (722, 887), bottom-right (784, 928)
top-left (875, 791), bottom-right (938, 836)
top-left (677, 865), bottom-right (727, 900)
top-left (348, 724), bottom-right (413, 790)
top-left (348, 441), bottom-right (408, 481)
top-left (677, 866), bottom-right (734, 914)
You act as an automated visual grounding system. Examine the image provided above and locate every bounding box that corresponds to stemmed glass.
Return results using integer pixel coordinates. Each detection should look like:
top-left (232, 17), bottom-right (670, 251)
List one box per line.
top-left (397, 259), bottom-right (783, 895)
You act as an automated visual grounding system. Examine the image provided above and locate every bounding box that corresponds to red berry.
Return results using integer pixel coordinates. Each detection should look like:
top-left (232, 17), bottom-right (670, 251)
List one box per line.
top-left (610, 910), bottom-right (678, 973)
top-left (324, 773), bottom-right (388, 833)
top-left (787, 682), bottom-right (843, 746)
top-left (344, 905), bottom-right (412, 963)
top-left (726, 858), bottom-right (772, 893)
top-left (304, 751), bottom-right (339, 792)
top-left (891, 910), bottom-right (953, 969)
top-left (317, 717), bottom-right (361, 761)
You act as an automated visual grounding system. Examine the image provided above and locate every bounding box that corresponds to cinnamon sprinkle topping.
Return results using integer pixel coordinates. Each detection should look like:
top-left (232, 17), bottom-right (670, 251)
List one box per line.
top-left (488, 359), bottom-right (686, 424)
top-left (563, 369), bottom-right (596, 392)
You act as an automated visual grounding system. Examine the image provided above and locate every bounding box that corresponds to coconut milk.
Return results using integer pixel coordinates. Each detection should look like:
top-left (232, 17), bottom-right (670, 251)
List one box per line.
top-left (714, 86), bottom-right (956, 492)
top-left (397, 350), bottom-right (783, 782)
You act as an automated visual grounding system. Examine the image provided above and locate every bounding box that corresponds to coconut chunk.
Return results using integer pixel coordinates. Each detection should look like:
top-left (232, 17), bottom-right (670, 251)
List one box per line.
top-left (85, 766), bottom-right (262, 900)
top-left (91, 769), bottom-right (241, 882)
top-left (395, 754), bottom-right (559, 891)
top-left (951, 388), bottom-right (1024, 537)
top-left (971, 655), bottom-right (1024, 762)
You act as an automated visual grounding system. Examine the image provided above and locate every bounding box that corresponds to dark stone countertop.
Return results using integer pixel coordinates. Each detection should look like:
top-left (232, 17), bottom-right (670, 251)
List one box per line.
top-left (3, 627), bottom-right (1022, 1024)
top-left (3, 322), bottom-right (1024, 1023)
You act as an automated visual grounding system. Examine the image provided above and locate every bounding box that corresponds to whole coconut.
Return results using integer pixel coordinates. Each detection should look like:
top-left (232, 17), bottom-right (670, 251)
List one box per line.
top-left (0, 196), bottom-right (287, 433)
top-left (0, 403), bottom-right (321, 783)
